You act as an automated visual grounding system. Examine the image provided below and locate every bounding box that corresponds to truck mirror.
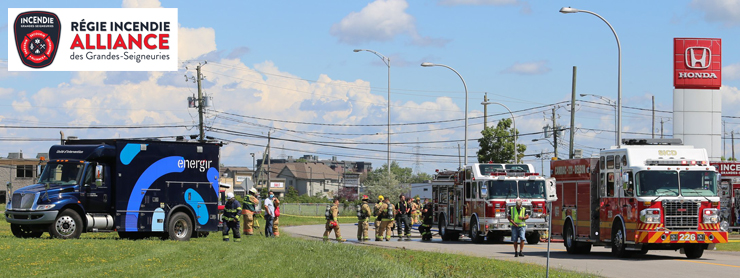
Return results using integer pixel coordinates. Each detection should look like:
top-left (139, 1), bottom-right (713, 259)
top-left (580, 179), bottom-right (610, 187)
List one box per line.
top-left (95, 165), bottom-right (104, 187)
top-left (545, 178), bottom-right (558, 202)
top-left (480, 187), bottom-right (488, 199)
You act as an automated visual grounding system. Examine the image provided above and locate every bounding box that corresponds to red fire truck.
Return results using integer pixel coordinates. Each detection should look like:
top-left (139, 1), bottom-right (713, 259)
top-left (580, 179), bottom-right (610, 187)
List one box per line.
top-left (551, 139), bottom-right (728, 259)
top-left (431, 163), bottom-right (556, 243)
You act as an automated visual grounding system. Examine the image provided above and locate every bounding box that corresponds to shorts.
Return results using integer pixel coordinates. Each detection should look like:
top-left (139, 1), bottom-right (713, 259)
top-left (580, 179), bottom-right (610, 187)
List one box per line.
top-left (511, 225), bottom-right (526, 243)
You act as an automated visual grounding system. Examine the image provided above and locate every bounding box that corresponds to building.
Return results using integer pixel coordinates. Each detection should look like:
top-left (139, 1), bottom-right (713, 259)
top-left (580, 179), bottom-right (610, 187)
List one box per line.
top-left (0, 152), bottom-right (48, 204)
top-left (275, 162), bottom-right (341, 198)
top-left (220, 166), bottom-right (253, 197)
top-left (257, 155), bottom-right (372, 174)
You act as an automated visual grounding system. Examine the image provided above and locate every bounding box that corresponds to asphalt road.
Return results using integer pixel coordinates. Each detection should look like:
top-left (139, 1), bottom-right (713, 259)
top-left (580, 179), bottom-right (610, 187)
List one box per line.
top-left (284, 223), bottom-right (740, 277)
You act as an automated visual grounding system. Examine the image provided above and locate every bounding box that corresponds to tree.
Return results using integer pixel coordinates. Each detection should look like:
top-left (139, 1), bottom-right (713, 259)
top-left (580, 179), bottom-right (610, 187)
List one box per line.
top-left (477, 118), bottom-right (526, 163)
top-left (409, 172), bottom-right (433, 183)
top-left (363, 162), bottom-right (409, 204)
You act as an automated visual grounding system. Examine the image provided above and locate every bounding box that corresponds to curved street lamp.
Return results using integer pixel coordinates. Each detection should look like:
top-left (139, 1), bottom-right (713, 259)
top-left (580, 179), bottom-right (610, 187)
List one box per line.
top-left (560, 7), bottom-right (622, 148)
top-left (354, 49), bottom-right (391, 176)
top-left (482, 101), bottom-right (517, 163)
top-left (421, 62), bottom-right (469, 166)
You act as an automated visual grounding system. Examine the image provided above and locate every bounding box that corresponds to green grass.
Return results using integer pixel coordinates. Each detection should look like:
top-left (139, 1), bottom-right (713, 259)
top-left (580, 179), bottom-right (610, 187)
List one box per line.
top-left (0, 218), bottom-right (596, 278)
top-left (715, 241), bottom-right (740, 251)
top-left (0, 203), bottom-right (5, 212)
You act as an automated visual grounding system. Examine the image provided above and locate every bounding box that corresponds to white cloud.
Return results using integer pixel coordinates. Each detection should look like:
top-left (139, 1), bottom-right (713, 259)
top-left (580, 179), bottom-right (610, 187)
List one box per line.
top-left (179, 26), bottom-right (217, 61)
top-left (690, 0), bottom-right (740, 26)
top-left (330, 0), bottom-right (449, 47)
top-left (439, 0), bottom-right (518, 5)
top-left (724, 63), bottom-right (740, 80)
top-left (721, 85), bottom-right (740, 113)
top-left (121, 0), bottom-right (162, 8)
top-left (501, 60), bottom-right (550, 75)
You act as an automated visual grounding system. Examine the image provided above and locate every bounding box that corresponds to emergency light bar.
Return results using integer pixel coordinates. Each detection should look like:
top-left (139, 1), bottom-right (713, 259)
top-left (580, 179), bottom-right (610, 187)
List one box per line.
top-left (645, 160), bottom-right (708, 166)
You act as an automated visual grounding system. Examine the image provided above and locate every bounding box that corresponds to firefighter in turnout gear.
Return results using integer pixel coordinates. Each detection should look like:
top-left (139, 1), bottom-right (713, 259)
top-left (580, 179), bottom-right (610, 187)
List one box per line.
top-left (374, 195), bottom-right (384, 241)
top-left (357, 195), bottom-right (372, 241)
top-left (396, 195), bottom-right (412, 240)
top-left (222, 192), bottom-right (242, 242)
top-left (272, 195), bottom-right (281, 237)
top-left (323, 198), bottom-right (346, 242)
top-left (242, 188), bottom-right (260, 235)
top-left (419, 198), bottom-right (434, 241)
top-left (379, 197), bottom-right (395, 241)
top-left (410, 197), bottom-right (420, 225)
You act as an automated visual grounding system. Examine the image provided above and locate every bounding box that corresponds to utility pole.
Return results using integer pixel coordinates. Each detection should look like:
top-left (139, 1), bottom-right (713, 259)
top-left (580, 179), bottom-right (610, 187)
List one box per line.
top-left (569, 66), bottom-right (576, 159)
top-left (457, 143), bottom-right (461, 170)
top-left (660, 118), bottom-right (670, 139)
top-left (723, 121), bottom-right (726, 160)
top-left (196, 64), bottom-right (205, 142)
top-left (267, 131), bottom-right (271, 192)
top-left (482, 93), bottom-right (489, 129)
top-left (552, 107), bottom-right (558, 159)
top-left (733, 131), bottom-right (736, 161)
top-left (651, 96), bottom-right (655, 139)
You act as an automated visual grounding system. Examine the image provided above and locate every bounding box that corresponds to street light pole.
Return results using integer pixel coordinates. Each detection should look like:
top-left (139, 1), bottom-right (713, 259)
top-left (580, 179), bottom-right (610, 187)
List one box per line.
top-left (422, 62), bottom-right (469, 165)
top-left (580, 94), bottom-right (617, 146)
top-left (561, 7), bottom-right (622, 148)
top-left (355, 49), bottom-right (391, 177)
top-left (481, 101), bottom-right (517, 163)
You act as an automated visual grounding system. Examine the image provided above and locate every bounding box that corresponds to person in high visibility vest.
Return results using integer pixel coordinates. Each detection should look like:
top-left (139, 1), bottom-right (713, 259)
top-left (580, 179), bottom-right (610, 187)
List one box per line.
top-left (508, 199), bottom-right (530, 257)
top-left (374, 195), bottom-right (384, 241)
top-left (242, 188), bottom-right (260, 235)
top-left (357, 195), bottom-right (372, 241)
top-left (222, 192), bottom-right (242, 242)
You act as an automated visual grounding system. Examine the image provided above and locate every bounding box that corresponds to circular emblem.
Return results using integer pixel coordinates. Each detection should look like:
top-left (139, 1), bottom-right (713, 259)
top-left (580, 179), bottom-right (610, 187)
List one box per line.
top-left (20, 30), bottom-right (54, 64)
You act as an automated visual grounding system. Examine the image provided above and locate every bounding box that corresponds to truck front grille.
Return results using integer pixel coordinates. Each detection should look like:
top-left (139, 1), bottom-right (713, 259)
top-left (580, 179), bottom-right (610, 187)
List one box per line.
top-left (663, 200), bottom-right (699, 230)
top-left (11, 193), bottom-right (36, 210)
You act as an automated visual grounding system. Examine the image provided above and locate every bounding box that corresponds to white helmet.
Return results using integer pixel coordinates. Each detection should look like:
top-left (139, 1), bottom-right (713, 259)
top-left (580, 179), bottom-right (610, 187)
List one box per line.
top-left (249, 188), bottom-right (259, 195)
top-left (226, 192), bottom-right (235, 199)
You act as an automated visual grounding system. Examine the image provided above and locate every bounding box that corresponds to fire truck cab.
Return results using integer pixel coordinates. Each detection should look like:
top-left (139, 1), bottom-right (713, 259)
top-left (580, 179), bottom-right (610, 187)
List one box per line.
top-left (432, 163), bottom-right (556, 243)
top-left (551, 139), bottom-right (728, 259)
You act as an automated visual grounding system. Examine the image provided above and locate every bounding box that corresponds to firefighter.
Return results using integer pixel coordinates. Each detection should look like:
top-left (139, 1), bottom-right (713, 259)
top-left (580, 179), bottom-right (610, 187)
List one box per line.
top-left (419, 198), bottom-right (434, 241)
top-left (379, 197), bottom-right (395, 241)
top-left (410, 197), bottom-right (420, 225)
top-left (222, 192), bottom-right (242, 242)
top-left (396, 195), bottom-right (412, 240)
top-left (242, 188), bottom-right (260, 235)
top-left (323, 198), bottom-right (346, 242)
top-left (508, 199), bottom-right (530, 257)
top-left (374, 195), bottom-right (384, 241)
top-left (357, 195), bottom-right (372, 241)
top-left (272, 193), bottom-right (280, 237)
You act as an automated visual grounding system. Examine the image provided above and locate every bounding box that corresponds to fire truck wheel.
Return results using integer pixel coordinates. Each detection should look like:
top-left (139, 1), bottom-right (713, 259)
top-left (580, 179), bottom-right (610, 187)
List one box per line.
top-left (168, 212), bottom-right (193, 241)
top-left (10, 224), bottom-right (44, 238)
top-left (439, 215), bottom-right (450, 241)
top-left (470, 219), bottom-right (484, 243)
top-left (49, 209), bottom-right (83, 239)
top-left (526, 231), bottom-right (540, 245)
top-left (684, 245), bottom-right (704, 259)
top-left (611, 222), bottom-right (630, 258)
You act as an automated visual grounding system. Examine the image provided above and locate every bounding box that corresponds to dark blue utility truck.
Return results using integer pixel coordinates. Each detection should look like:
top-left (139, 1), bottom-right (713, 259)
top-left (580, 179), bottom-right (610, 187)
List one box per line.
top-left (5, 139), bottom-right (221, 241)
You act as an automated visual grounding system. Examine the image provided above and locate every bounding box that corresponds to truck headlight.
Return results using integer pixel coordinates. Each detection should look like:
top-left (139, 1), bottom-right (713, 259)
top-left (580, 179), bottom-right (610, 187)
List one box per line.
top-left (703, 208), bottom-right (719, 224)
top-left (640, 208), bottom-right (661, 224)
top-left (35, 204), bottom-right (55, 211)
top-left (495, 212), bottom-right (505, 218)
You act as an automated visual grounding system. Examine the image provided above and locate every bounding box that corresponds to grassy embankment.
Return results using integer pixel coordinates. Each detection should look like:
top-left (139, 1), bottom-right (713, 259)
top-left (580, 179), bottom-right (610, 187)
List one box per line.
top-left (0, 215), bottom-right (597, 277)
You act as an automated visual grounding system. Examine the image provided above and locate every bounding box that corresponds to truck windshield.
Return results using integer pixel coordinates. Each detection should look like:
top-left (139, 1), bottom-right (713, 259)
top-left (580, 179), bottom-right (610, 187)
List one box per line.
top-left (505, 164), bottom-right (532, 173)
top-left (479, 164), bottom-right (504, 175)
top-left (487, 180), bottom-right (517, 199)
top-left (486, 180), bottom-right (545, 199)
top-left (679, 171), bottom-right (717, 197)
top-left (636, 171), bottom-right (679, 197)
top-left (518, 180), bottom-right (546, 199)
top-left (38, 162), bottom-right (84, 185)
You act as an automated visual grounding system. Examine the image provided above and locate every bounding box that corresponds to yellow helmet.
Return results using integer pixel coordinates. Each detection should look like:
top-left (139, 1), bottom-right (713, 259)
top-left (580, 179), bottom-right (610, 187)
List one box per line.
top-left (378, 195), bottom-right (384, 201)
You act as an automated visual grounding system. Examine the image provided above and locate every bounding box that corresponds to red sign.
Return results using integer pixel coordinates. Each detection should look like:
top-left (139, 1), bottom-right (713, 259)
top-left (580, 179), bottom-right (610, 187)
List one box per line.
top-left (550, 158), bottom-right (597, 181)
top-left (710, 162), bottom-right (740, 176)
top-left (674, 38), bottom-right (721, 89)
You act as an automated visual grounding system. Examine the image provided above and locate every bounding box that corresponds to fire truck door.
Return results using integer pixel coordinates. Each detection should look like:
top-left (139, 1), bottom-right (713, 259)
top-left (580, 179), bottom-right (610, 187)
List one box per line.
top-left (456, 187), bottom-right (463, 226)
top-left (734, 188), bottom-right (740, 226)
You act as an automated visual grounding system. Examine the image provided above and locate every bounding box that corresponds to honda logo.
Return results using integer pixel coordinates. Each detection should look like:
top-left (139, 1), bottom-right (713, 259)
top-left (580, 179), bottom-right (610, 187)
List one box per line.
top-left (685, 47), bottom-right (711, 69)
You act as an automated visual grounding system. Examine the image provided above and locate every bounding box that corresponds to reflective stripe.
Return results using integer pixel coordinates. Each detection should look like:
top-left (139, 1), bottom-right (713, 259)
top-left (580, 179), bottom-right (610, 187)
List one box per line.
top-left (510, 206), bottom-right (526, 225)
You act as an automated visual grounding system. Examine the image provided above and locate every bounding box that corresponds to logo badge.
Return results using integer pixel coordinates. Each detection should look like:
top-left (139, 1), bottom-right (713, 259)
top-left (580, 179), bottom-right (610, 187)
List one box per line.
top-left (685, 47), bottom-right (711, 69)
top-left (13, 11), bottom-right (61, 69)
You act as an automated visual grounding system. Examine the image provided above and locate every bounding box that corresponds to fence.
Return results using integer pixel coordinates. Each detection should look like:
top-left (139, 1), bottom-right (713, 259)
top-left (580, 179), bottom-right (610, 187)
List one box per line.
top-left (280, 203), bottom-right (376, 217)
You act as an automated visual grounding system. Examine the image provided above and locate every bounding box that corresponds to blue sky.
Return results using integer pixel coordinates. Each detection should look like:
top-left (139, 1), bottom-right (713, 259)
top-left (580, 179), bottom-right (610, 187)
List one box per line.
top-left (2, 0), bottom-right (740, 175)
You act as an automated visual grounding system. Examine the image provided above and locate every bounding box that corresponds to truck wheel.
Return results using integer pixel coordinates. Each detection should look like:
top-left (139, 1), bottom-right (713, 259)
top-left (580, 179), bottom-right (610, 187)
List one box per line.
top-left (684, 245), bottom-right (704, 259)
top-left (470, 219), bottom-right (484, 243)
top-left (11, 224), bottom-right (43, 238)
top-left (168, 212), bottom-right (192, 241)
top-left (50, 209), bottom-right (83, 239)
top-left (526, 231), bottom-right (540, 245)
top-left (564, 224), bottom-right (578, 253)
top-left (439, 215), bottom-right (450, 241)
top-left (611, 223), bottom-right (630, 258)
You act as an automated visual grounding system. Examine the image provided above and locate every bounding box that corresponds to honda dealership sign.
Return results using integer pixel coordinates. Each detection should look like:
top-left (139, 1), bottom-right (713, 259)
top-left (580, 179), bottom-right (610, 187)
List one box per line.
top-left (674, 38), bottom-right (722, 89)
top-left (8, 8), bottom-right (178, 71)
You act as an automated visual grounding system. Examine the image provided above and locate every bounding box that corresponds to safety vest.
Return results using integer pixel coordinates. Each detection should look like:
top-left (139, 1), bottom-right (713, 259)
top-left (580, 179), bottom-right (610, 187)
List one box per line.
top-left (510, 206), bottom-right (527, 227)
top-left (223, 200), bottom-right (242, 222)
top-left (243, 195), bottom-right (257, 212)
